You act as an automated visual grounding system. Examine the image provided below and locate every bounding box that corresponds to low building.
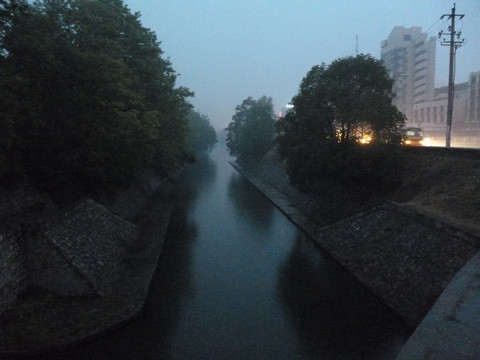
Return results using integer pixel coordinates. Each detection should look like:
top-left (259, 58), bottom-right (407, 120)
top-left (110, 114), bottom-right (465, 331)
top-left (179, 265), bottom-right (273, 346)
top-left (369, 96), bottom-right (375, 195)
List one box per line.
top-left (467, 71), bottom-right (480, 129)
top-left (412, 82), bottom-right (469, 137)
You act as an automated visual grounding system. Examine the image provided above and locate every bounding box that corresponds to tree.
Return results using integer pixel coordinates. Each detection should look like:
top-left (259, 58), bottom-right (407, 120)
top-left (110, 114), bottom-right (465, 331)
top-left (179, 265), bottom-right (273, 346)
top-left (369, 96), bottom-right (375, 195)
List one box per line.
top-left (0, 0), bottom-right (30, 182)
top-left (187, 110), bottom-right (217, 154)
top-left (276, 55), bottom-right (405, 193)
top-left (360, 94), bottom-right (406, 144)
top-left (0, 0), bottom-right (193, 197)
top-left (226, 96), bottom-right (276, 160)
top-left (325, 54), bottom-right (405, 143)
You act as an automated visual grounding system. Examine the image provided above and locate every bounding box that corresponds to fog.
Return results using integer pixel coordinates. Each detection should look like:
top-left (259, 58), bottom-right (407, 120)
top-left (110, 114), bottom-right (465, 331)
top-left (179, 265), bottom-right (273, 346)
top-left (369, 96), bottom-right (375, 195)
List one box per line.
top-left (125, 0), bottom-right (480, 130)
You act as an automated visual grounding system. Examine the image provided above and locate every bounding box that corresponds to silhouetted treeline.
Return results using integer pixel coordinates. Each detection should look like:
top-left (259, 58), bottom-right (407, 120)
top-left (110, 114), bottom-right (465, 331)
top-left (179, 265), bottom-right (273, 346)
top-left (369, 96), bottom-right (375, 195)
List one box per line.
top-left (0, 0), bottom-right (196, 200)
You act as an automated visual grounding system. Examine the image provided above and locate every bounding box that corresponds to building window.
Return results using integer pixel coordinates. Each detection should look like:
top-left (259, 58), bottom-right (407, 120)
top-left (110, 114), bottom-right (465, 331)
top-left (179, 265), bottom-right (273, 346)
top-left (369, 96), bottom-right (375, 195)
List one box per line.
top-left (414, 58), bottom-right (426, 67)
top-left (404, 34), bottom-right (412, 41)
top-left (415, 49), bottom-right (426, 57)
top-left (414, 41), bottom-right (425, 49)
top-left (415, 66), bottom-right (426, 74)
top-left (415, 74), bottom-right (426, 82)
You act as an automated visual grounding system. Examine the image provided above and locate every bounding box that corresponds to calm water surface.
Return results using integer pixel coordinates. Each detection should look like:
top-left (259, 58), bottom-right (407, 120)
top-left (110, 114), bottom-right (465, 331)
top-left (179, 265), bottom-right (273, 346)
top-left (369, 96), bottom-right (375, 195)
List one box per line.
top-left (28, 143), bottom-right (409, 359)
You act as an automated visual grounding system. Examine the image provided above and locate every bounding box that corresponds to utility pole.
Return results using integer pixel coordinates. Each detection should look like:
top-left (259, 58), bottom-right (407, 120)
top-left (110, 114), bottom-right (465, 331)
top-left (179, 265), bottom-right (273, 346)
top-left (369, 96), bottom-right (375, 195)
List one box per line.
top-left (439, 3), bottom-right (464, 148)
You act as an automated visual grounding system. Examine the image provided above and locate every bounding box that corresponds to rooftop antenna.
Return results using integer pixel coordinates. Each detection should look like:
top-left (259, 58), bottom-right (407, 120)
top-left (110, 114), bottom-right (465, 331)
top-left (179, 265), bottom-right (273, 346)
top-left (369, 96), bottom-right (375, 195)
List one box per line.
top-left (356, 34), bottom-right (359, 55)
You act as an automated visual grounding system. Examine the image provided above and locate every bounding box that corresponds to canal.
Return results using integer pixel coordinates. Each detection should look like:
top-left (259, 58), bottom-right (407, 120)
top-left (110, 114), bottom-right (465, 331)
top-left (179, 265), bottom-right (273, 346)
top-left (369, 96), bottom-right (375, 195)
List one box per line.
top-left (28, 142), bottom-right (408, 359)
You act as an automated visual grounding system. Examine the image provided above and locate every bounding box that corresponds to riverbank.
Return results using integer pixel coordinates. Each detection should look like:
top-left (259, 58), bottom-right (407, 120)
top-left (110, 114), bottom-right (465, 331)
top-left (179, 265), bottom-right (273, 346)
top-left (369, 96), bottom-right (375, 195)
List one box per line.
top-left (230, 159), bottom-right (480, 358)
top-left (0, 180), bottom-right (176, 356)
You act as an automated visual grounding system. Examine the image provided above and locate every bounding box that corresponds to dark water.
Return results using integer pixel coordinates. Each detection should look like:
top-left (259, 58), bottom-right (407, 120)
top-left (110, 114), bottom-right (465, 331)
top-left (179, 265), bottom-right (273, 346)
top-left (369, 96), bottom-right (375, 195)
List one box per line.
top-left (22, 143), bottom-right (408, 359)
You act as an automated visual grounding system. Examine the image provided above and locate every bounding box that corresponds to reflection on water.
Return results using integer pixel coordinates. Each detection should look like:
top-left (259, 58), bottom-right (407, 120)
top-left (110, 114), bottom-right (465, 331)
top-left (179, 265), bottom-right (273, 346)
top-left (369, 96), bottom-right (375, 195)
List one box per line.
top-left (9, 144), bottom-right (408, 359)
top-left (277, 234), bottom-right (407, 359)
top-left (228, 173), bottom-right (275, 231)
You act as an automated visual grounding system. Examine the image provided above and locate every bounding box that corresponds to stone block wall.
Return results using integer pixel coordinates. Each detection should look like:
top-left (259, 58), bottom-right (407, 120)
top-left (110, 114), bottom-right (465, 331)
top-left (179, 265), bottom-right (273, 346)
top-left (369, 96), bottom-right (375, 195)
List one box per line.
top-left (23, 232), bottom-right (96, 297)
top-left (0, 186), bottom-right (56, 313)
top-left (314, 202), bottom-right (480, 327)
top-left (0, 176), bottom-right (164, 314)
top-left (44, 199), bottom-right (139, 296)
top-left (0, 230), bottom-right (28, 314)
top-left (1, 198), bottom-right (139, 313)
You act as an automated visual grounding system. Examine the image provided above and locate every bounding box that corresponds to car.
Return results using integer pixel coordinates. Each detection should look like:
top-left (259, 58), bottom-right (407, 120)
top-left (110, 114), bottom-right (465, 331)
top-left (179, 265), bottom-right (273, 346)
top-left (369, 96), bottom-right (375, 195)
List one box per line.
top-left (401, 127), bottom-right (424, 146)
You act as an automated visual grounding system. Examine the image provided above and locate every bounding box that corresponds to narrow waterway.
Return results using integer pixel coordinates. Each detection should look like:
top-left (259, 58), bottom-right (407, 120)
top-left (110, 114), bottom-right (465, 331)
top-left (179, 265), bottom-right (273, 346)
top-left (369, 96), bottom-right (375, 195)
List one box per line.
top-left (29, 142), bottom-right (408, 359)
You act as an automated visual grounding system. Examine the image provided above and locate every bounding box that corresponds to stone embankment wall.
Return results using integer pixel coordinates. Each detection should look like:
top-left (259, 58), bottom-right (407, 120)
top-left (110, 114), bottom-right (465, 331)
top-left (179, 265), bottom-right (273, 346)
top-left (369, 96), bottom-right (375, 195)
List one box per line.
top-left (232, 160), bottom-right (480, 328)
top-left (0, 187), bottom-right (54, 314)
top-left (0, 172), bottom-right (168, 316)
top-left (23, 199), bottom-right (139, 297)
top-left (0, 231), bottom-right (27, 314)
top-left (315, 202), bottom-right (479, 327)
top-left (0, 170), bottom-right (176, 354)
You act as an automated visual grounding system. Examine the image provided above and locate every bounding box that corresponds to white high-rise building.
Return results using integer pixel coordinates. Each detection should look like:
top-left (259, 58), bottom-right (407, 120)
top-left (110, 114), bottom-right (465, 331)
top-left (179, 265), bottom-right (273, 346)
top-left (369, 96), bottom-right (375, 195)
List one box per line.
top-left (381, 26), bottom-right (436, 123)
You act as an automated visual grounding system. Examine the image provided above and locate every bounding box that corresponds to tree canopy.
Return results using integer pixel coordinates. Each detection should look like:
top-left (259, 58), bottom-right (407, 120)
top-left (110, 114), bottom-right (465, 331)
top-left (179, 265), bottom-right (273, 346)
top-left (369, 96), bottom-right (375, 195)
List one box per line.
top-left (325, 55), bottom-right (405, 144)
top-left (276, 55), bottom-right (406, 193)
top-left (187, 110), bottom-right (217, 154)
top-left (226, 96), bottom-right (276, 161)
top-left (0, 0), bottom-right (193, 198)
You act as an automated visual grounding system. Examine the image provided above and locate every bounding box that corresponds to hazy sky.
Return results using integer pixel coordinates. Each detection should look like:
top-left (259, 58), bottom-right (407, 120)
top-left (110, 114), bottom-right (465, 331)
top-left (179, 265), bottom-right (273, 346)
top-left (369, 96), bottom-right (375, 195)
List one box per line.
top-left (125, 0), bottom-right (480, 130)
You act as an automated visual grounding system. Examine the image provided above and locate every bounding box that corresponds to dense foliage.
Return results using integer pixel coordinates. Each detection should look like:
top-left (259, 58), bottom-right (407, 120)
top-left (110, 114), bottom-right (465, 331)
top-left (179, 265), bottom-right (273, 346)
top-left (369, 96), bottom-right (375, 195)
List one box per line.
top-left (0, 0), bottom-right (193, 198)
top-left (226, 96), bottom-right (276, 160)
top-left (276, 55), bottom-right (406, 193)
top-left (187, 110), bottom-right (217, 154)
